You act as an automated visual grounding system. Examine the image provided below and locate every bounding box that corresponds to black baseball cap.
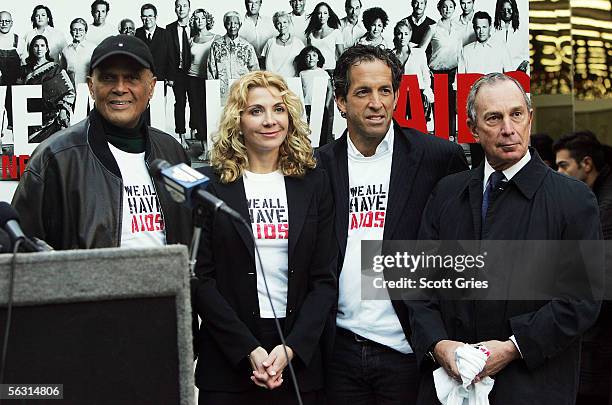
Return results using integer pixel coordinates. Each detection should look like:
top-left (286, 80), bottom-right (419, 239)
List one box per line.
top-left (90, 34), bottom-right (156, 74)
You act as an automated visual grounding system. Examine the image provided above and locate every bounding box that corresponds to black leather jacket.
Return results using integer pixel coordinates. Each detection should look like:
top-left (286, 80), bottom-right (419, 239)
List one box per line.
top-left (13, 110), bottom-right (192, 250)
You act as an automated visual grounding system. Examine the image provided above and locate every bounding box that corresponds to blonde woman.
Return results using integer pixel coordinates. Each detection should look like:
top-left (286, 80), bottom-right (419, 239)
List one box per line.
top-left (194, 70), bottom-right (336, 404)
top-left (393, 20), bottom-right (434, 121)
top-left (188, 8), bottom-right (219, 160)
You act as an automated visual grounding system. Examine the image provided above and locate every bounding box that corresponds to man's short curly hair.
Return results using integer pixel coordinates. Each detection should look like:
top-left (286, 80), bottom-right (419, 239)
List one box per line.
top-left (333, 44), bottom-right (402, 99)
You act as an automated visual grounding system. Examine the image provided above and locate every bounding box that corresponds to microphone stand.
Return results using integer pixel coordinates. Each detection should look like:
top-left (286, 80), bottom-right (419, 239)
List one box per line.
top-left (188, 206), bottom-right (205, 360)
top-left (187, 201), bottom-right (303, 404)
top-left (188, 206), bottom-right (205, 278)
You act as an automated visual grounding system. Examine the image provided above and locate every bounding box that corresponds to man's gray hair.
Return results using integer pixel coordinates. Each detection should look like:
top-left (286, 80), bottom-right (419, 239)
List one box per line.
top-left (466, 72), bottom-right (531, 124)
top-left (223, 11), bottom-right (241, 24)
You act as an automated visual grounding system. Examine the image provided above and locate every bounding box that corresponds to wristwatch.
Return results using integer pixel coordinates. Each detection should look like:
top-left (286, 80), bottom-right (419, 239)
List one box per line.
top-left (427, 341), bottom-right (440, 365)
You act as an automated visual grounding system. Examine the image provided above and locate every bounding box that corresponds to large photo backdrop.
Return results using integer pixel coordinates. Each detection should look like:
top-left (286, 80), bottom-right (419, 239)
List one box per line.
top-left (0, 0), bottom-right (529, 195)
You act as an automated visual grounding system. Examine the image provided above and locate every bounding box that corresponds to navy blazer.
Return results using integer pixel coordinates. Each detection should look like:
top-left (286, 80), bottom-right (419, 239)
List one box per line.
top-left (165, 21), bottom-right (191, 81)
top-left (193, 166), bottom-right (337, 392)
top-left (135, 26), bottom-right (170, 81)
top-left (315, 121), bottom-right (469, 341)
top-left (409, 151), bottom-right (604, 405)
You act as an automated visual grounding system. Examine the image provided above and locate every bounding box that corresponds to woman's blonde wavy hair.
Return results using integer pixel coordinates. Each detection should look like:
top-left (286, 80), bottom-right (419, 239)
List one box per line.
top-left (211, 70), bottom-right (316, 183)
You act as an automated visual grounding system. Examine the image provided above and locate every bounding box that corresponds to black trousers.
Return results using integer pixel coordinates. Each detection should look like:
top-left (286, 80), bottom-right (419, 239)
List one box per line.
top-left (326, 327), bottom-right (419, 405)
top-left (186, 75), bottom-right (207, 141)
top-left (172, 71), bottom-right (194, 134)
top-left (198, 318), bottom-right (324, 405)
top-left (198, 387), bottom-right (324, 405)
top-left (4, 85), bottom-right (13, 127)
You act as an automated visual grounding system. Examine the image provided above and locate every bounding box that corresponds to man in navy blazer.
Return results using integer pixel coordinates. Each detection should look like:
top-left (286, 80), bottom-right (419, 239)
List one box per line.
top-left (316, 44), bottom-right (468, 403)
top-left (166, 0), bottom-right (193, 147)
top-left (135, 3), bottom-right (169, 81)
top-left (408, 73), bottom-right (603, 404)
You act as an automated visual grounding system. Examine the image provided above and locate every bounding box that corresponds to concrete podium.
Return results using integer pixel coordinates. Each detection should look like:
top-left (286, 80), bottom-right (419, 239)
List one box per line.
top-left (0, 245), bottom-right (195, 404)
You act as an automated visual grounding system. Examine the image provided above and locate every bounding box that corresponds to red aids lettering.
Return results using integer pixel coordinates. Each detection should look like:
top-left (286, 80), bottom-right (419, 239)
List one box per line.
top-left (394, 75), bottom-right (427, 132)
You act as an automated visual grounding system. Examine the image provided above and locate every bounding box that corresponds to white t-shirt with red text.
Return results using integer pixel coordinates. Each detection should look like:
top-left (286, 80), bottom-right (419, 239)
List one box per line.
top-left (108, 143), bottom-right (166, 249)
top-left (243, 170), bottom-right (289, 318)
top-left (336, 127), bottom-right (412, 354)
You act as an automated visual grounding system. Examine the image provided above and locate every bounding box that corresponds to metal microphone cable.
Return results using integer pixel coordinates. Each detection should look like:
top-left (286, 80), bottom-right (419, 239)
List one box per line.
top-left (234, 215), bottom-right (303, 405)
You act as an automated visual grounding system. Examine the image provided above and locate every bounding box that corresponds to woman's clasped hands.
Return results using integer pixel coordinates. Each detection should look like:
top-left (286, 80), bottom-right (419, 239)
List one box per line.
top-left (248, 345), bottom-right (294, 390)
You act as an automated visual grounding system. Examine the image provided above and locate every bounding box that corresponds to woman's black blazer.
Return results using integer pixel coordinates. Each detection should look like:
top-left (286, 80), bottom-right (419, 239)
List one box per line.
top-left (193, 166), bottom-right (337, 392)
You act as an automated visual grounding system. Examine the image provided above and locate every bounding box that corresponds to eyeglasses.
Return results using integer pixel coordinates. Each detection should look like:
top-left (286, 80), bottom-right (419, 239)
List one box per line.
top-left (0, 20), bottom-right (12, 24)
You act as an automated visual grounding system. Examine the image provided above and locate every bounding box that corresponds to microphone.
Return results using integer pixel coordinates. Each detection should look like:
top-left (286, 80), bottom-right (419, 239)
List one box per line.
top-left (149, 159), bottom-right (243, 220)
top-left (0, 230), bottom-right (11, 254)
top-left (0, 202), bottom-right (26, 242)
top-left (0, 202), bottom-right (52, 252)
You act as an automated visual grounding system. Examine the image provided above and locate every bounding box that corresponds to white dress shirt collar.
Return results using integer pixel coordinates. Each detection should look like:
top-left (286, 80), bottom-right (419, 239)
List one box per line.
top-left (483, 149), bottom-right (531, 193)
top-left (347, 124), bottom-right (395, 159)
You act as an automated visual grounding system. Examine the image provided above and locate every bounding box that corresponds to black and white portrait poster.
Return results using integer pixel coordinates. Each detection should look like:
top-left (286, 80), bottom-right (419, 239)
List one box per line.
top-left (0, 0), bottom-right (529, 200)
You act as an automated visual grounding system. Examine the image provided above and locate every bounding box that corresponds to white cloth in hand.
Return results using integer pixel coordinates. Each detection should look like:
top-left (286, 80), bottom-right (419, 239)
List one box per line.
top-left (433, 344), bottom-right (495, 405)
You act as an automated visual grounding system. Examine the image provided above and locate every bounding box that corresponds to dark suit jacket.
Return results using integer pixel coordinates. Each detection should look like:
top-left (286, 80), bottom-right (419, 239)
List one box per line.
top-left (409, 151), bottom-right (604, 405)
top-left (135, 26), bottom-right (169, 80)
top-left (315, 121), bottom-right (468, 343)
top-left (594, 164), bottom-right (612, 240)
top-left (193, 166), bottom-right (337, 392)
top-left (580, 163), bottom-right (612, 396)
top-left (165, 21), bottom-right (190, 81)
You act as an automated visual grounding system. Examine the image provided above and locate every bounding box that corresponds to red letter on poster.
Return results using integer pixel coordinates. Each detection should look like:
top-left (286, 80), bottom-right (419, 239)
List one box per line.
top-left (394, 75), bottom-right (427, 133)
top-left (19, 155), bottom-right (30, 178)
top-left (433, 73), bottom-right (449, 139)
top-left (2, 155), bottom-right (18, 180)
top-left (456, 73), bottom-right (482, 143)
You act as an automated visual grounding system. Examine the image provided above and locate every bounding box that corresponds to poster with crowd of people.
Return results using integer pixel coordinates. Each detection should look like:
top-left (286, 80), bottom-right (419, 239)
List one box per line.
top-left (0, 0), bottom-right (529, 189)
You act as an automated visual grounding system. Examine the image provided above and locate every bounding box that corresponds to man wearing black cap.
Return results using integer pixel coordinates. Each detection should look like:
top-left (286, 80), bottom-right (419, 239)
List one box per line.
top-left (12, 35), bottom-right (192, 250)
